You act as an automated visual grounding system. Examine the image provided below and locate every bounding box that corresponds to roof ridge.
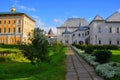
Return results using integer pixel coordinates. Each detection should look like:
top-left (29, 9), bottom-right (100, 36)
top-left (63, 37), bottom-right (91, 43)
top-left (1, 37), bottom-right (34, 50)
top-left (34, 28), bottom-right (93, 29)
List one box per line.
top-left (93, 15), bottom-right (104, 20)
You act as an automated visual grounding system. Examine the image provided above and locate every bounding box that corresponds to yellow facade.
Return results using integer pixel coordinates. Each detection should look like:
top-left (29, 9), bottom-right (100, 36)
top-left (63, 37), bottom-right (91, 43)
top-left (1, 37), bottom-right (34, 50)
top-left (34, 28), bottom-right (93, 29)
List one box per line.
top-left (0, 8), bottom-right (35, 44)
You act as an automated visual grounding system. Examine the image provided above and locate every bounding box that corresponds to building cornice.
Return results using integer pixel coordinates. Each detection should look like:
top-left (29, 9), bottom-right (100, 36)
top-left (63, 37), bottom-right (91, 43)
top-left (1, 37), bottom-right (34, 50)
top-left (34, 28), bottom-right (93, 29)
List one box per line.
top-left (0, 13), bottom-right (35, 22)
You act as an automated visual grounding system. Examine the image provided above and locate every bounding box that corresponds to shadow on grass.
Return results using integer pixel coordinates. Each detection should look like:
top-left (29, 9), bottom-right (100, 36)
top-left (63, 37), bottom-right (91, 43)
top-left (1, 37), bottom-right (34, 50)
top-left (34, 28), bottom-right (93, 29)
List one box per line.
top-left (0, 62), bottom-right (41, 80)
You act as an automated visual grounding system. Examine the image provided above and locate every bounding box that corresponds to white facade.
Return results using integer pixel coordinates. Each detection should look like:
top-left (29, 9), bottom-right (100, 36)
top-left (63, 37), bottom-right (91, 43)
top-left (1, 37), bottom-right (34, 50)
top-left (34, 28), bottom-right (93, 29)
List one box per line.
top-left (72, 29), bottom-right (89, 44)
top-left (62, 25), bottom-right (89, 45)
top-left (57, 11), bottom-right (120, 46)
top-left (90, 12), bottom-right (120, 46)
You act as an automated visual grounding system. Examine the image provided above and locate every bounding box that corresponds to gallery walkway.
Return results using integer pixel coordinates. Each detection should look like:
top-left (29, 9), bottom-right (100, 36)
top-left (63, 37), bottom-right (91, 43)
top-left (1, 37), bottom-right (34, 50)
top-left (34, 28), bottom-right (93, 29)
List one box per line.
top-left (66, 47), bottom-right (103, 80)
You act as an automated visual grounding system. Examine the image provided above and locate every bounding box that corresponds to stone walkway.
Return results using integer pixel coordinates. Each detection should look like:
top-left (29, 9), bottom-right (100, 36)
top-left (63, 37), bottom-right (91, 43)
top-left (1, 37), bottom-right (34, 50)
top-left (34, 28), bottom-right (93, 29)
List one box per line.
top-left (66, 47), bottom-right (103, 80)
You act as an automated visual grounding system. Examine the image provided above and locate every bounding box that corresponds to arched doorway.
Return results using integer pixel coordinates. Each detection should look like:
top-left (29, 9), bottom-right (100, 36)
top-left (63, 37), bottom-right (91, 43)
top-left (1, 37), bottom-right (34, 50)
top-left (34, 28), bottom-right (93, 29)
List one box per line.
top-left (79, 41), bottom-right (84, 45)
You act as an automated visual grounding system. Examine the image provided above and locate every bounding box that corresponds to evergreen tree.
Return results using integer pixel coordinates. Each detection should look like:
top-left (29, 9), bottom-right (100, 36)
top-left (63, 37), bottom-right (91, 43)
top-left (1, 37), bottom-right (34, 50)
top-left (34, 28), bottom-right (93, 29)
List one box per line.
top-left (22, 28), bottom-right (49, 64)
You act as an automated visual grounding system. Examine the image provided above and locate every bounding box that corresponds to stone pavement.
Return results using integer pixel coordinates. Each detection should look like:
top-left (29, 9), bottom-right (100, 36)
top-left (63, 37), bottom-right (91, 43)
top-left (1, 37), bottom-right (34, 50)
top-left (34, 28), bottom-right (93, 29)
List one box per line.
top-left (66, 47), bottom-right (104, 80)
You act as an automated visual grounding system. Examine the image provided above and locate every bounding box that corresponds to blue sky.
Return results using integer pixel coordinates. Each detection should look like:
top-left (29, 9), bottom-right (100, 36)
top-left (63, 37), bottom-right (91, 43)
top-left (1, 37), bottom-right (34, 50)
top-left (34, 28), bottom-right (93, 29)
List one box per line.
top-left (1, 0), bottom-right (120, 33)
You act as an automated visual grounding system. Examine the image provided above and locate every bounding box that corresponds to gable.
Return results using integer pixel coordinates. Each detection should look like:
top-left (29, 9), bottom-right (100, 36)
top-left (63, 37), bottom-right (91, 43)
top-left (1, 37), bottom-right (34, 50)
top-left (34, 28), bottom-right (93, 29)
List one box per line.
top-left (106, 11), bottom-right (120, 22)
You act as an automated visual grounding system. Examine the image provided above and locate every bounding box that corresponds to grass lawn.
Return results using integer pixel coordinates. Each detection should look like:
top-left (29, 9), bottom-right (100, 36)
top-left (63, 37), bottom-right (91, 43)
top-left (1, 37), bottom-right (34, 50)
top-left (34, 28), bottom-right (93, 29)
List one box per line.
top-left (111, 49), bottom-right (120, 63)
top-left (0, 45), bottom-right (66, 80)
top-left (0, 48), bottom-right (21, 52)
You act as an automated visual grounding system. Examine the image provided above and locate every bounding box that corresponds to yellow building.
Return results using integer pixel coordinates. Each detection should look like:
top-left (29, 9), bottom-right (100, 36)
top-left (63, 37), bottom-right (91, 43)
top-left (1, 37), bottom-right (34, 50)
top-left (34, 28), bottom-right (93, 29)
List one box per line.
top-left (0, 7), bottom-right (35, 44)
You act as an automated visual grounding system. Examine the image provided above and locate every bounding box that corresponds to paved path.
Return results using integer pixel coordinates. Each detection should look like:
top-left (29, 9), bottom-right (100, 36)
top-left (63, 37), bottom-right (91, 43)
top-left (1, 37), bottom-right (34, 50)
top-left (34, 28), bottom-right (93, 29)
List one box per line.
top-left (66, 47), bottom-right (103, 80)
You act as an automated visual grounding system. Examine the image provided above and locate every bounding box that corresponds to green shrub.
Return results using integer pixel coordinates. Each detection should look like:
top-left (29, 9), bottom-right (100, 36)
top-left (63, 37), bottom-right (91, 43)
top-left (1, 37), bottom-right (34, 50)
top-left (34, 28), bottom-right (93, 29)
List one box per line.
top-left (0, 56), bottom-right (7, 62)
top-left (93, 50), bottom-right (112, 64)
top-left (73, 44), bottom-right (119, 50)
top-left (84, 46), bottom-right (94, 54)
top-left (74, 44), bottom-right (87, 50)
top-left (7, 52), bottom-right (29, 62)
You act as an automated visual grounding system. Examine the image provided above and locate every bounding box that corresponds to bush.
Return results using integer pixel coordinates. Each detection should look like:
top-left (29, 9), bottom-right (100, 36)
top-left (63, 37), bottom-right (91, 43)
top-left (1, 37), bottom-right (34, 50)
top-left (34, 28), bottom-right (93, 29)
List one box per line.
top-left (93, 50), bottom-right (112, 64)
top-left (73, 44), bottom-right (119, 50)
top-left (84, 46), bottom-right (94, 54)
top-left (96, 62), bottom-right (120, 78)
top-left (7, 52), bottom-right (29, 62)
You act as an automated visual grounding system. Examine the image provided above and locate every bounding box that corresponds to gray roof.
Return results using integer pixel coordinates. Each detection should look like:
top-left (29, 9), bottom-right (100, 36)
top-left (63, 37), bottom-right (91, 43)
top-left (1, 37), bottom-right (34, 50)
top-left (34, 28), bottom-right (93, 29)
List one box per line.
top-left (77, 24), bottom-right (87, 30)
top-left (0, 12), bottom-right (24, 15)
top-left (93, 15), bottom-right (104, 20)
top-left (106, 11), bottom-right (120, 22)
top-left (62, 27), bottom-right (71, 34)
top-left (48, 28), bottom-right (54, 35)
top-left (60, 18), bottom-right (88, 27)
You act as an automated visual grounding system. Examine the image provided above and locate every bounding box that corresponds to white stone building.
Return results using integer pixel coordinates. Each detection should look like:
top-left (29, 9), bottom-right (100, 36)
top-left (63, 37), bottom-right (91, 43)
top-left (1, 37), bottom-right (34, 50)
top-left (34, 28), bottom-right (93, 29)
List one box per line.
top-left (90, 11), bottom-right (120, 46)
top-left (57, 18), bottom-right (89, 45)
top-left (57, 11), bottom-right (120, 46)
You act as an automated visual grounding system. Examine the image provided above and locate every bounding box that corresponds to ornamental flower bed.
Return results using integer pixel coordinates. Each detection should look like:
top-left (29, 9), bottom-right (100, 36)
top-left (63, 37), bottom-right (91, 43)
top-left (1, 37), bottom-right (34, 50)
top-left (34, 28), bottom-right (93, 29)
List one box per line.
top-left (96, 62), bottom-right (120, 78)
top-left (71, 46), bottom-right (120, 79)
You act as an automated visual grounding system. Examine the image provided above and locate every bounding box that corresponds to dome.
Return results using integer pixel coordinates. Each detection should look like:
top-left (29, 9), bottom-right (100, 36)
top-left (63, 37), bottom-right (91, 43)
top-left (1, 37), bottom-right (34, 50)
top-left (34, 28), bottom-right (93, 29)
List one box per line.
top-left (11, 7), bottom-right (16, 12)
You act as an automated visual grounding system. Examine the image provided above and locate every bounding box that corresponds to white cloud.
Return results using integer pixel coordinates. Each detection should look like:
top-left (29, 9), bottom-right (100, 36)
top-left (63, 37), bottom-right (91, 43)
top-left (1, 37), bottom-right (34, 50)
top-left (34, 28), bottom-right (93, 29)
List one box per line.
top-left (53, 18), bottom-right (63, 23)
top-left (72, 16), bottom-right (79, 18)
top-left (32, 15), bottom-right (57, 34)
top-left (32, 15), bottom-right (40, 19)
top-left (10, 0), bottom-right (36, 12)
top-left (16, 5), bottom-right (36, 12)
top-left (35, 20), bottom-right (45, 28)
top-left (10, 0), bottom-right (18, 7)
top-left (118, 9), bottom-right (120, 13)
top-left (87, 17), bottom-right (93, 22)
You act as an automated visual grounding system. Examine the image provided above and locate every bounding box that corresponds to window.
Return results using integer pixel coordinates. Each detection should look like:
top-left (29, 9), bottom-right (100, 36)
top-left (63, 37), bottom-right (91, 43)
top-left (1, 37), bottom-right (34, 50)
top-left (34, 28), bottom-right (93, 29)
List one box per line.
top-left (73, 34), bottom-right (75, 36)
top-left (98, 27), bottom-right (101, 33)
top-left (13, 28), bottom-right (15, 33)
top-left (99, 40), bottom-right (101, 44)
top-left (78, 33), bottom-right (81, 37)
top-left (109, 40), bottom-right (111, 45)
top-left (117, 40), bottom-right (119, 45)
top-left (14, 20), bottom-right (16, 24)
top-left (82, 33), bottom-right (84, 37)
top-left (18, 27), bottom-right (21, 33)
top-left (109, 27), bottom-right (112, 33)
top-left (4, 28), bottom-right (6, 33)
top-left (85, 32), bottom-right (86, 36)
top-left (117, 27), bottom-right (119, 33)
top-left (8, 28), bottom-right (10, 33)
top-left (0, 28), bottom-right (2, 33)
top-left (87, 31), bottom-right (89, 34)
top-left (18, 20), bottom-right (21, 24)
top-left (4, 20), bottom-right (6, 24)
top-left (8, 20), bottom-right (10, 24)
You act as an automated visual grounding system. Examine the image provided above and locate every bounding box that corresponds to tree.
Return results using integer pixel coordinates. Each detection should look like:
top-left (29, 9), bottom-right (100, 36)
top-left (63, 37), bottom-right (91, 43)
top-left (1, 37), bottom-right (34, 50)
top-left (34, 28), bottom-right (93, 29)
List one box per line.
top-left (22, 28), bottom-right (49, 64)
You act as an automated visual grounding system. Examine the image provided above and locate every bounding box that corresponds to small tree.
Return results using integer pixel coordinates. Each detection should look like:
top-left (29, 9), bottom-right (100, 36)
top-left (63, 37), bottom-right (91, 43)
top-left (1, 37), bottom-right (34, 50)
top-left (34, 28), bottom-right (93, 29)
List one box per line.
top-left (22, 28), bottom-right (49, 64)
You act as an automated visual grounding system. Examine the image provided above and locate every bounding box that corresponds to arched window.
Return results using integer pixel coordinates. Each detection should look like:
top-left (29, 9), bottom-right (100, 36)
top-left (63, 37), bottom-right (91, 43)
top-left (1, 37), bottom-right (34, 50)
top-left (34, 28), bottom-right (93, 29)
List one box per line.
top-left (99, 40), bottom-right (101, 44)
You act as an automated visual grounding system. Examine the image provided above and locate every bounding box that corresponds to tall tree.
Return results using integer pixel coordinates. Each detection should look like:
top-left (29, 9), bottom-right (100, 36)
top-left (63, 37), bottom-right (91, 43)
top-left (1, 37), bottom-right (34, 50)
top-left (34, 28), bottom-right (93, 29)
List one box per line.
top-left (22, 28), bottom-right (49, 64)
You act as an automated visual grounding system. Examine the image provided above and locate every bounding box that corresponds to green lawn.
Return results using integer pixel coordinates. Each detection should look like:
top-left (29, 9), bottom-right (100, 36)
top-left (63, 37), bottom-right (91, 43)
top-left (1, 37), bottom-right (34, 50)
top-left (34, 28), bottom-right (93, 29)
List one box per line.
top-left (0, 45), bottom-right (66, 80)
top-left (111, 49), bottom-right (120, 63)
top-left (0, 48), bottom-right (21, 52)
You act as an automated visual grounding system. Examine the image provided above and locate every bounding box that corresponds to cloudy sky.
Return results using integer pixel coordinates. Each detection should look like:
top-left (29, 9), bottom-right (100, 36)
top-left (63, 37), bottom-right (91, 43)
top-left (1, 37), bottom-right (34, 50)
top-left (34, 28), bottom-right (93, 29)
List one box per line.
top-left (1, 0), bottom-right (120, 34)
